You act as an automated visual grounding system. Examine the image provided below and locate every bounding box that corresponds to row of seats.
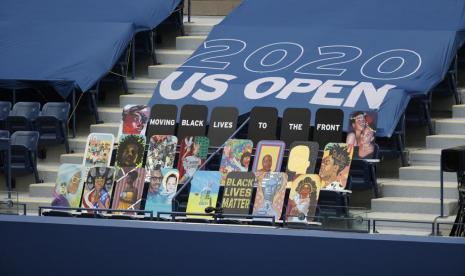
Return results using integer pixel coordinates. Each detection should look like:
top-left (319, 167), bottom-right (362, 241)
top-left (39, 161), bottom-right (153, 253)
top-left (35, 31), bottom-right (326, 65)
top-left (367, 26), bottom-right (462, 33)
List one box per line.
top-left (0, 130), bottom-right (40, 186)
top-left (0, 101), bottom-right (70, 153)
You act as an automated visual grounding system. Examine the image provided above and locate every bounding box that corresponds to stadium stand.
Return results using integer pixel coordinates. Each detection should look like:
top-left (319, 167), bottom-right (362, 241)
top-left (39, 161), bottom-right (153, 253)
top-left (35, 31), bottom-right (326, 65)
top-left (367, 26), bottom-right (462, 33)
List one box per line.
top-left (2, 0), bottom-right (465, 274)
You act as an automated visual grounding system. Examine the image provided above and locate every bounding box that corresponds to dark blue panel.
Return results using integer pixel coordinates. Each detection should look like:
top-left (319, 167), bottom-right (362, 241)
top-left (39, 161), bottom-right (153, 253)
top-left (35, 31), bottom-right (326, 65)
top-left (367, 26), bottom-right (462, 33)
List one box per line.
top-left (0, 0), bottom-right (182, 31)
top-left (149, 0), bottom-right (464, 136)
top-left (0, 216), bottom-right (464, 276)
top-left (0, 0), bottom-right (181, 97)
top-left (0, 21), bottom-right (134, 97)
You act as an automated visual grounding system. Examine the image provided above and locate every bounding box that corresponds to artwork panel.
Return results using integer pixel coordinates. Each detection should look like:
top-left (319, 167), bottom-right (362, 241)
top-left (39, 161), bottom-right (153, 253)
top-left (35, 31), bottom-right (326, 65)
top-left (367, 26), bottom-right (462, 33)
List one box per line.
top-left (111, 167), bottom-right (147, 211)
top-left (252, 172), bottom-right (288, 221)
top-left (346, 111), bottom-right (378, 159)
top-left (219, 139), bottom-right (253, 185)
top-left (177, 136), bottom-right (209, 183)
top-left (186, 171), bottom-right (221, 219)
top-left (83, 133), bottom-right (115, 167)
top-left (144, 168), bottom-right (179, 218)
top-left (286, 174), bottom-right (321, 223)
top-left (52, 164), bottom-right (86, 209)
top-left (221, 172), bottom-right (255, 215)
top-left (115, 134), bottom-right (146, 168)
top-left (319, 143), bottom-right (354, 190)
top-left (252, 140), bottom-right (285, 173)
top-left (80, 166), bottom-right (116, 211)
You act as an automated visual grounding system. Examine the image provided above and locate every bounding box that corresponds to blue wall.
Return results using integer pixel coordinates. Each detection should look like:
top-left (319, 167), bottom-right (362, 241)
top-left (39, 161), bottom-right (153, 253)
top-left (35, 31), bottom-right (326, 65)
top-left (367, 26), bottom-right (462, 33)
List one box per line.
top-left (1, 215), bottom-right (464, 276)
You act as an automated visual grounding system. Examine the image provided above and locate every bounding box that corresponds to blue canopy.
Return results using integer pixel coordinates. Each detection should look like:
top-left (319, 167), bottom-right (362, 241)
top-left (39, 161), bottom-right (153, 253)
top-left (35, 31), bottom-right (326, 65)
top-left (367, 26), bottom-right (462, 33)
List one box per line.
top-left (149, 0), bottom-right (465, 137)
top-left (0, 21), bottom-right (133, 96)
top-left (0, 0), bottom-right (181, 31)
top-left (221, 0), bottom-right (465, 31)
top-left (0, 0), bottom-right (181, 97)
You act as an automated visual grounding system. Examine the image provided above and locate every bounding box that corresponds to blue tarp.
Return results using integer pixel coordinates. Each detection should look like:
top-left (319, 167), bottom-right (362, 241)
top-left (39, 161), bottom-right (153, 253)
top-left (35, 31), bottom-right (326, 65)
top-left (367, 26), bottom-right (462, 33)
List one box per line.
top-left (220, 0), bottom-right (465, 31)
top-left (0, 0), bottom-right (181, 31)
top-left (0, 0), bottom-right (181, 97)
top-left (149, 0), bottom-right (465, 137)
top-left (0, 21), bottom-right (134, 97)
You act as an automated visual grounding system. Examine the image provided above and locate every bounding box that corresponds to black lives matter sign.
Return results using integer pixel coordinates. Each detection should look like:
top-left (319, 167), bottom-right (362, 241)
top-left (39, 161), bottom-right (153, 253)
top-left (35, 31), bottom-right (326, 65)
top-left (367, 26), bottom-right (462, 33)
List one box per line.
top-left (313, 108), bottom-right (343, 149)
top-left (177, 105), bottom-right (208, 140)
top-left (221, 172), bottom-right (255, 215)
top-left (247, 107), bottom-right (278, 145)
top-left (208, 106), bottom-right (238, 147)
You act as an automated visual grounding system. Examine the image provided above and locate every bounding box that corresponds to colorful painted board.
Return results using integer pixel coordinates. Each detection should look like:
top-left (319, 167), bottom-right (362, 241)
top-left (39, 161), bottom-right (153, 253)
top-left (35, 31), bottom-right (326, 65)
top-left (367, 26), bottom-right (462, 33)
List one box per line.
top-left (252, 140), bottom-right (285, 173)
top-left (120, 104), bottom-right (150, 136)
top-left (144, 168), bottom-right (179, 217)
top-left (111, 167), bottom-right (146, 211)
top-left (346, 111), bottom-right (378, 159)
top-left (186, 171), bottom-right (221, 218)
top-left (286, 141), bottom-right (319, 181)
top-left (319, 143), bottom-right (354, 191)
top-left (83, 133), bottom-right (114, 167)
top-left (80, 166), bottom-right (116, 210)
top-left (221, 172), bottom-right (255, 215)
top-left (252, 172), bottom-right (287, 221)
top-left (219, 139), bottom-right (253, 185)
top-left (177, 136), bottom-right (209, 183)
top-left (285, 174), bottom-right (321, 223)
top-left (52, 164), bottom-right (85, 208)
top-left (144, 135), bottom-right (178, 182)
top-left (115, 134), bottom-right (146, 168)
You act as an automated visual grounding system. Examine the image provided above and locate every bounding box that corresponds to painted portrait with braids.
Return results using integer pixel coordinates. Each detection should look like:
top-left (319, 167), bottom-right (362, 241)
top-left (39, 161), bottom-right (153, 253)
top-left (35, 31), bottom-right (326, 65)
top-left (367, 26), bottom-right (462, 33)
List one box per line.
top-left (319, 143), bottom-right (353, 190)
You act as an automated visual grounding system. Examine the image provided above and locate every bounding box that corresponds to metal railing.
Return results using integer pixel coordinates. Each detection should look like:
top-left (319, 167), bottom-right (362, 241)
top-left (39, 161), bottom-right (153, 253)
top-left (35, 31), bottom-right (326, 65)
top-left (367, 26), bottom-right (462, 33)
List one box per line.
top-left (38, 206), bottom-right (154, 218)
top-left (157, 211), bottom-right (276, 225)
top-left (372, 218), bottom-right (435, 235)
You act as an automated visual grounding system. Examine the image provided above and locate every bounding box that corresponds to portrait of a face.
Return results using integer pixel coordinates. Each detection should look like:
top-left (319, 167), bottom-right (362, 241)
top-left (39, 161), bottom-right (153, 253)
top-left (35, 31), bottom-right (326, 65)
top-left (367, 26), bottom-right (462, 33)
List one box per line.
top-left (286, 174), bottom-right (321, 223)
top-left (116, 135), bottom-right (146, 168)
top-left (112, 168), bottom-right (146, 211)
top-left (52, 164), bottom-right (85, 208)
top-left (148, 169), bottom-right (163, 195)
top-left (346, 111), bottom-right (377, 158)
top-left (219, 139), bottom-right (253, 185)
top-left (144, 168), bottom-right (179, 217)
top-left (122, 105), bottom-right (150, 135)
top-left (319, 143), bottom-right (353, 190)
top-left (164, 174), bottom-right (178, 194)
top-left (81, 166), bottom-right (116, 210)
top-left (252, 140), bottom-right (285, 173)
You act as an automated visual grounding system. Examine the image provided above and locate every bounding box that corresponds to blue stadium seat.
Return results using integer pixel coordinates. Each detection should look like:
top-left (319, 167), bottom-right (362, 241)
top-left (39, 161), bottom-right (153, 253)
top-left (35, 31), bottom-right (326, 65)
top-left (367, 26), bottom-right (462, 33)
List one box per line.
top-left (316, 145), bottom-right (381, 216)
top-left (447, 55), bottom-right (460, 104)
top-left (99, 46), bottom-right (130, 95)
top-left (0, 130), bottom-right (9, 139)
top-left (406, 92), bottom-right (433, 135)
top-left (347, 144), bottom-right (380, 198)
top-left (0, 101), bottom-right (11, 130)
top-left (378, 113), bottom-right (407, 167)
top-left (6, 102), bottom-right (40, 133)
top-left (0, 130), bottom-right (11, 189)
top-left (10, 131), bottom-right (40, 183)
top-left (86, 83), bottom-right (103, 124)
top-left (37, 102), bottom-right (70, 154)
